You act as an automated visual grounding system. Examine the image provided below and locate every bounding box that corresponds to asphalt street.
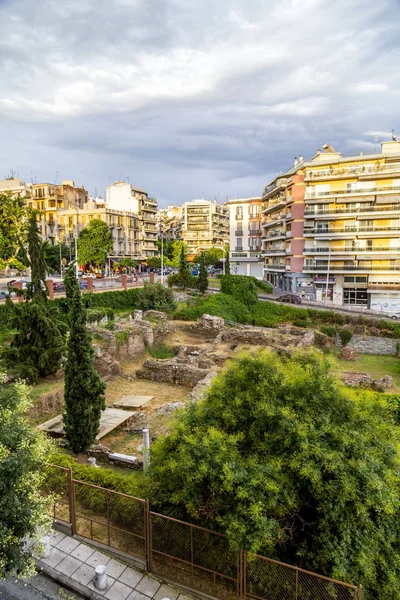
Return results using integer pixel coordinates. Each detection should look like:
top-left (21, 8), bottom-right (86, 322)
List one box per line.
top-left (0, 573), bottom-right (82, 600)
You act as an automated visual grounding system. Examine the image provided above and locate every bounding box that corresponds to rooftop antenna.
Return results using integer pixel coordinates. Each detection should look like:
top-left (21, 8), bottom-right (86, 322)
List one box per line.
top-left (56, 170), bottom-right (59, 184)
top-left (94, 186), bottom-right (98, 197)
top-left (374, 135), bottom-right (378, 153)
top-left (391, 129), bottom-right (398, 142)
top-left (125, 173), bottom-right (130, 183)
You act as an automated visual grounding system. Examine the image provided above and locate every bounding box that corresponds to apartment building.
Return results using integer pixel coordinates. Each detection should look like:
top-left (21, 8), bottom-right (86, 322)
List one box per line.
top-left (261, 168), bottom-right (307, 291)
top-left (302, 141), bottom-right (400, 310)
top-left (180, 200), bottom-right (229, 255)
top-left (156, 205), bottom-right (183, 241)
top-left (226, 198), bottom-right (263, 277)
top-left (106, 182), bottom-right (158, 257)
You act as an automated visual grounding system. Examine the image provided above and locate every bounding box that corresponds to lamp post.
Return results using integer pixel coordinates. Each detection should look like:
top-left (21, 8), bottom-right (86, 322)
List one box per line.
top-left (160, 225), bottom-right (164, 285)
top-left (325, 240), bottom-right (332, 304)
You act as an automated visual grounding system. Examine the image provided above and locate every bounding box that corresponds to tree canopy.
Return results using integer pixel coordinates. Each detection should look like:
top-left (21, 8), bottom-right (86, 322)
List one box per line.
top-left (0, 372), bottom-right (52, 578)
top-left (149, 350), bottom-right (400, 599)
top-left (193, 247), bottom-right (223, 267)
top-left (43, 241), bottom-right (70, 273)
top-left (0, 191), bottom-right (30, 270)
top-left (77, 219), bottom-right (114, 267)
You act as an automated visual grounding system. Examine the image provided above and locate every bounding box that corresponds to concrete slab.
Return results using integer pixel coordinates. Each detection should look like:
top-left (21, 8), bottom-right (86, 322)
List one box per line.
top-left (56, 555), bottom-right (82, 577)
top-left (70, 542), bottom-right (96, 562)
top-left (71, 562), bottom-right (96, 586)
top-left (40, 548), bottom-right (67, 569)
top-left (127, 591), bottom-right (152, 600)
top-left (154, 584), bottom-right (180, 600)
top-left (119, 567), bottom-right (143, 589)
top-left (55, 536), bottom-right (80, 554)
top-left (135, 575), bottom-right (161, 598)
top-left (114, 395), bottom-right (154, 409)
top-left (38, 407), bottom-right (135, 440)
top-left (104, 580), bottom-right (133, 600)
top-left (85, 549), bottom-right (112, 568)
top-left (106, 558), bottom-right (127, 579)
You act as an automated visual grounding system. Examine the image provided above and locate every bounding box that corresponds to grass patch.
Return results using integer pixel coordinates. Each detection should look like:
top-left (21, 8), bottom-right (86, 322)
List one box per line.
top-left (328, 350), bottom-right (400, 392)
top-left (147, 343), bottom-right (178, 359)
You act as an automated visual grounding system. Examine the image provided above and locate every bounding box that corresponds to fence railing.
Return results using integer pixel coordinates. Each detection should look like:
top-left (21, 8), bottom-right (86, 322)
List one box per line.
top-left (44, 464), bottom-right (362, 600)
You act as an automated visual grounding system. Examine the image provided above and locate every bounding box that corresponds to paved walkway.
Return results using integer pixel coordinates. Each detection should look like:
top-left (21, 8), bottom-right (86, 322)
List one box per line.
top-left (38, 530), bottom-right (196, 600)
top-left (0, 573), bottom-right (81, 600)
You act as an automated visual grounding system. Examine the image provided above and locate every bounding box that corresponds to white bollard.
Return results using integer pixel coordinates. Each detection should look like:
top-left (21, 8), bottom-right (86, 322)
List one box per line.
top-left (143, 428), bottom-right (150, 472)
top-left (94, 565), bottom-right (107, 590)
top-left (42, 535), bottom-right (51, 559)
top-left (88, 457), bottom-right (96, 467)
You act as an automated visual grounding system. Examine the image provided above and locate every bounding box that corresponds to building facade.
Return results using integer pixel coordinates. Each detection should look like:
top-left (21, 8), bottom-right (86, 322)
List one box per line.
top-left (226, 198), bottom-right (263, 278)
top-left (106, 182), bottom-right (158, 257)
top-left (180, 200), bottom-right (229, 255)
top-left (156, 205), bottom-right (183, 241)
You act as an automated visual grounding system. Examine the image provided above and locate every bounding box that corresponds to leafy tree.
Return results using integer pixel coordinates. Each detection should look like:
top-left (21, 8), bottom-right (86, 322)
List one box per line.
top-left (149, 350), bottom-right (400, 599)
top-left (137, 282), bottom-right (176, 311)
top-left (156, 239), bottom-right (174, 260)
top-left (178, 244), bottom-right (192, 289)
top-left (77, 219), bottom-right (114, 267)
top-left (147, 257), bottom-right (162, 269)
top-left (0, 191), bottom-right (30, 271)
top-left (3, 214), bottom-right (66, 382)
top-left (43, 241), bottom-right (70, 273)
top-left (221, 274), bottom-right (258, 307)
top-left (194, 247), bottom-right (223, 267)
top-left (0, 372), bottom-right (52, 578)
top-left (197, 254), bottom-right (209, 293)
top-left (63, 265), bottom-right (106, 453)
top-left (167, 241), bottom-right (188, 268)
top-left (224, 245), bottom-right (231, 275)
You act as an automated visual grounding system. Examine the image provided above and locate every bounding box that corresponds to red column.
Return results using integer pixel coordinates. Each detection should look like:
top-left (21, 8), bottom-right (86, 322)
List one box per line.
top-left (14, 281), bottom-right (23, 302)
top-left (149, 272), bottom-right (155, 284)
top-left (121, 274), bottom-right (127, 290)
top-left (87, 278), bottom-right (94, 292)
top-left (46, 279), bottom-right (54, 300)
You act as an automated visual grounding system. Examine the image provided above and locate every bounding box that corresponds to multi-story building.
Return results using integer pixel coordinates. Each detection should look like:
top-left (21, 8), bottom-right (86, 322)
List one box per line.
top-left (0, 177), bottom-right (31, 197)
top-left (226, 198), bottom-right (263, 277)
top-left (302, 141), bottom-right (400, 310)
top-left (106, 182), bottom-right (158, 257)
top-left (261, 168), bottom-right (307, 291)
top-left (180, 199), bottom-right (229, 255)
top-left (156, 205), bottom-right (183, 241)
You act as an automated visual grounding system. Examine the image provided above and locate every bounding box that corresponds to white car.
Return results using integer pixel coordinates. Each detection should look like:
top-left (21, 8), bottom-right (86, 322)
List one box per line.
top-left (389, 312), bottom-right (400, 320)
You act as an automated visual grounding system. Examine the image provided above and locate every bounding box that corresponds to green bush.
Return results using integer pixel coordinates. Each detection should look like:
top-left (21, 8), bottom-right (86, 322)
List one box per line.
top-left (115, 330), bottom-right (130, 350)
top-left (320, 325), bottom-right (336, 338)
top-left (339, 329), bottom-right (353, 346)
top-left (174, 293), bottom-right (251, 324)
top-left (220, 275), bottom-right (258, 307)
top-left (292, 319), bottom-right (310, 328)
top-left (147, 343), bottom-right (178, 359)
top-left (167, 273), bottom-right (197, 289)
top-left (252, 279), bottom-right (273, 294)
top-left (86, 308), bottom-right (114, 324)
top-left (136, 283), bottom-right (176, 312)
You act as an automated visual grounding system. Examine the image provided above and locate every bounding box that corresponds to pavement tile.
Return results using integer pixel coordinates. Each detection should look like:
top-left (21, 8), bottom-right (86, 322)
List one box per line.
top-left (177, 595), bottom-right (196, 600)
top-left (41, 547), bottom-right (68, 568)
top-left (119, 567), bottom-right (143, 589)
top-left (56, 555), bottom-right (82, 577)
top-left (70, 542), bottom-right (96, 562)
top-left (55, 536), bottom-right (80, 554)
top-left (86, 550), bottom-right (111, 568)
top-left (87, 576), bottom-right (116, 596)
top-left (154, 584), bottom-right (180, 600)
top-left (104, 580), bottom-right (133, 600)
top-left (71, 563), bottom-right (95, 586)
top-left (105, 558), bottom-right (128, 579)
top-left (127, 591), bottom-right (152, 600)
top-left (135, 575), bottom-right (161, 598)
top-left (51, 531), bottom-right (66, 546)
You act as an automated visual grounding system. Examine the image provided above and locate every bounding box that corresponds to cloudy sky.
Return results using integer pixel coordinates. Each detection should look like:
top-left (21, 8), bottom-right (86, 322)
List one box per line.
top-left (1, 0), bottom-right (399, 206)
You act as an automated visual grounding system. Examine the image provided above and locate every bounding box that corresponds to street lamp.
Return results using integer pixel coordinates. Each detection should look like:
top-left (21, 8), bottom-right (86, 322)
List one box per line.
top-left (159, 225), bottom-right (164, 285)
top-left (325, 239), bottom-right (332, 304)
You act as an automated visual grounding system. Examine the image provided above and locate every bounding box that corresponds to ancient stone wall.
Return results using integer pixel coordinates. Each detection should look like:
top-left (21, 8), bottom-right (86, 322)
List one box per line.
top-left (136, 359), bottom-right (210, 385)
top-left (336, 334), bottom-right (398, 356)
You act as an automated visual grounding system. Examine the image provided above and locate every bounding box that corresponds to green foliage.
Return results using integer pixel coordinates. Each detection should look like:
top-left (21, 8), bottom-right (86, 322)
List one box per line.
top-left (320, 325), bottom-right (336, 338)
top-left (86, 308), bottom-right (114, 324)
top-left (147, 343), bottom-right (178, 359)
top-left (224, 245), bottom-right (230, 275)
top-left (292, 318), bottom-right (310, 328)
top-left (339, 328), bottom-right (353, 346)
top-left (77, 219), bottom-right (114, 267)
top-left (178, 244), bottom-right (192, 289)
top-left (167, 241), bottom-right (188, 268)
top-left (220, 274), bottom-right (258, 307)
top-left (196, 254), bottom-right (209, 293)
top-left (81, 288), bottom-right (140, 310)
top-left (396, 341), bottom-right (400, 356)
top-left (0, 191), bottom-right (30, 270)
top-left (147, 257), bottom-right (162, 269)
top-left (174, 293), bottom-right (250, 323)
top-left (157, 239), bottom-right (174, 261)
top-left (149, 351), bottom-right (400, 599)
top-left (43, 242), bottom-right (70, 273)
top-left (2, 214), bottom-right (66, 382)
top-left (115, 330), bottom-right (130, 350)
top-left (167, 273), bottom-right (197, 289)
top-left (193, 247), bottom-right (223, 267)
top-left (253, 279), bottom-right (273, 293)
top-left (0, 373), bottom-right (52, 578)
top-left (136, 283), bottom-right (176, 312)
top-left (63, 266), bottom-right (106, 453)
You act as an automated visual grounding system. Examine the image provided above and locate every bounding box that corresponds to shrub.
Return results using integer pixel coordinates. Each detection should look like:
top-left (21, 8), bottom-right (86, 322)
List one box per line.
top-left (220, 275), bottom-right (258, 307)
top-left (339, 328), bottom-right (353, 346)
top-left (81, 288), bottom-right (140, 310)
top-left (86, 308), bottom-right (114, 324)
top-left (320, 325), bottom-right (336, 338)
top-left (396, 341), bottom-right (400, 356)
top-left (167, 273), bottom-right (197, 289)
top-left (252, 279), bottom-right (273, 294)
top-left (136, 283), bottom-right (176, 312)
top-left (174, 293), bottom-right (251, 324)
top-left (147, 343), bottom-right (178, 359)
top-left (292, 319), bottom-right (310, 328)
top-left (115, 330), bottom-right (130, 350)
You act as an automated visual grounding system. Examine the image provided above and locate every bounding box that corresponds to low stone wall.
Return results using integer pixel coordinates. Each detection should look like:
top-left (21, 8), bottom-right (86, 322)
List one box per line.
top-left (336, 334), bottom-right (398, 356)
top-left (136, 359), bottom-right (210, 386)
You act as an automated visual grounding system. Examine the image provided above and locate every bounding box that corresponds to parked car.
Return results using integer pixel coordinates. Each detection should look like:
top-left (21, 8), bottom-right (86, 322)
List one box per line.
top-left (53, 282), bottom-right (65, 292)
top-left (0, 290), bottom-right (7, 299)
top-left (278, 293), bottom-right (302, 305)
top-left (9, 279), bottom-right (30, 289)
top-left (389, 312), bottom-right (400, 320)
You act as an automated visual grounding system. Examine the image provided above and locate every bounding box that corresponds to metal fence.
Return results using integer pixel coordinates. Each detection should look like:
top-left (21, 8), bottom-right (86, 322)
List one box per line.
top-left (44, 465), bottom-right (362, 600)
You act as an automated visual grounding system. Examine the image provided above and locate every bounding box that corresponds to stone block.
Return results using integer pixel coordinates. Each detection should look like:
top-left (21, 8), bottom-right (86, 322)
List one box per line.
top-left (119, 567), bottom-right (143, 589)
top-left (135, 575), bottom-right (161, 598)
top-left (104, 580), bottom-right (132, 600)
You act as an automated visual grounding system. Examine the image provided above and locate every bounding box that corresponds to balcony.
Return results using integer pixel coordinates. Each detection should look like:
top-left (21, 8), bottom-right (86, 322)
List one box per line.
top-left (303, 264), bottom-right (400, 273)
top-left (235, 230), bottom-right (244, 236)
top-left (305, 185), bottom-right (400, 199)
top-left (249, 246), bottom-right (262, 252)
top-left (304, 205), bottom-right (400, 218)
top-left (305, 163), bottom-right (400, 181)
top-left (265, 263), bottom-right (286, 271)
top-left (304, 246), bottom-right (400, 254)
top-left (262, 178), bottom-right (287, 199)
top-left (262, 215), bottom-right (286, 228)
top-left (235, 246), bottom-right (244, 251)
top-left (263, 247), bottom-right (286, 255)
top-left (262, 231), bottom-right (285, 241)
top-left (304, 225), bottom-right (400, 237)
top-left (249, 228), bottom-right (261, 235)
top-left (262, 195), bottom-right (286, 214)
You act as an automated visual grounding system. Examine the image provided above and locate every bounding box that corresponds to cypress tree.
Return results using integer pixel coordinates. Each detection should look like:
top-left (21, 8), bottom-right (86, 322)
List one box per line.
top-left (3, 213), bottom-right (65, 382)
top-left (224, 246), bottom-right (231, 275)
top-left (178, 244), bottom-right (192, 289)
top-left (197, 253), bottom-right (209, 293)
top-left (63, 264), bottom-right (105, 453)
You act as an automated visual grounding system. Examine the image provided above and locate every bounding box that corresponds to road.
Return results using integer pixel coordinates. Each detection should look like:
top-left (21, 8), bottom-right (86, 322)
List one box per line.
top-left (0, 573), bottom-right (82, 599)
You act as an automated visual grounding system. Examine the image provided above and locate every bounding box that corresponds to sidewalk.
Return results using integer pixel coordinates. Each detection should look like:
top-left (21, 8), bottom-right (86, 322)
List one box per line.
top-left (37, 530), bottom-right (196, 600)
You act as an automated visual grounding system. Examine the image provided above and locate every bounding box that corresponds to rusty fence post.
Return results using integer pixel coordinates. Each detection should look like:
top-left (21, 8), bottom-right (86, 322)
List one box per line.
top-left (295, 568), bottom-right (299, 600)
top-left (144, 500), bottom-right (152, 572)
top-left (243, 551), bottom-right (247, 600)
top-left (106, 490), bottom-right (111, 546)
top-left (238, 549), bottom-right (243, 600)
top-left (67, 468), bottom-right (77, 535)
top-left (358, 584), bottom-right (363, 600)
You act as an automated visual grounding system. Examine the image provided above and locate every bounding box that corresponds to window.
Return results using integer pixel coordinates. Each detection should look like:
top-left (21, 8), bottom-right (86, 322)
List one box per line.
top-left (235, 207), bottom-right (243, 220)
top-left (68, 217), bottom-right (73, 227)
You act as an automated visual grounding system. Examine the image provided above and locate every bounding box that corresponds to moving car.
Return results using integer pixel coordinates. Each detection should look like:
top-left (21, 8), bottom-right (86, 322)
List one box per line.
top-left (278, 293), bottom-right (302, 305)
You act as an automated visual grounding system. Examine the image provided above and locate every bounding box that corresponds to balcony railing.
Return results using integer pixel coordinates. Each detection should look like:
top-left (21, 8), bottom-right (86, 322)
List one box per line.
top-left (305, 163), bottom-right (400, 180)
top-left (249, 228), bottom-right (261, 235)
top-left (265, 263), bottom-right (286, 270)
top-left (235, 230), bottom-right (244, 236)
top-left (304, 226), bottom-right (400, 235)
top-left (263, 247), bottom-right (286, 254)
top-left (263, 231), bottom-right (286, 239)
top-left (305, 185), bottom-right (400, 199)
top-left (304, 205), bottom-right (400, 216)
top-left (262, 195), bottom-right (287, 213)
top-left (303, 264), bottom-right (400, 272)
top-left (235, 246), bottom-right (244, 251)
top-left (263, 178), bottom-right (287, 197)
top-left (304, 246), bottom-right (400, 253)
top-left (249, 246), bottom-right (262, 252)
